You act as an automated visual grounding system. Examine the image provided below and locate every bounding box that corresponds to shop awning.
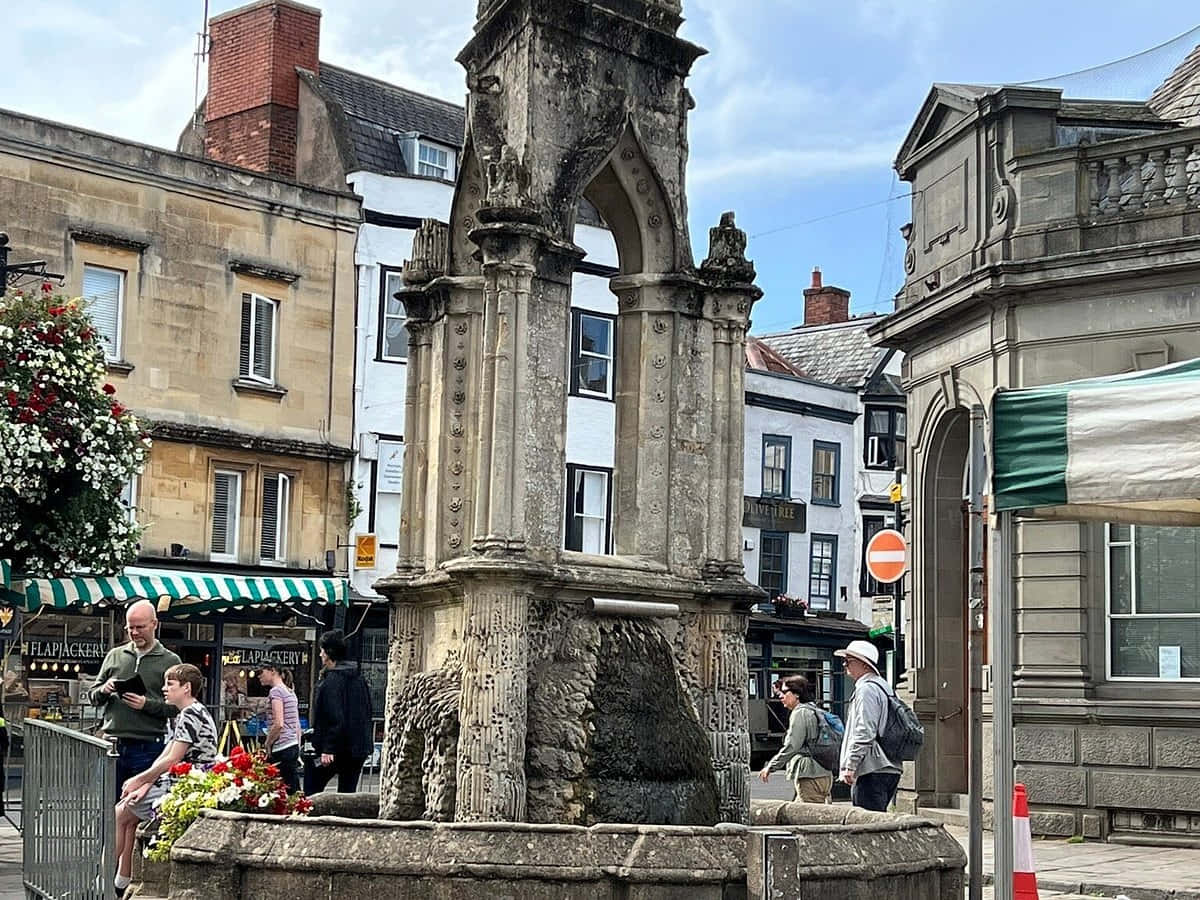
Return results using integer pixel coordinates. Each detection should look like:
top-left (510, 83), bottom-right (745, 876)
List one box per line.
top-left (992, 357), bottom-right (1200, 525)
top-left (9, 565), bottom-right (349, 614)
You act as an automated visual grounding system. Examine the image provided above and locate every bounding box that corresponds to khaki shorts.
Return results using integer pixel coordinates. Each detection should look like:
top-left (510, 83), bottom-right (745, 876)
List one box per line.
top-left (793, 775), bottom-right (833, 803)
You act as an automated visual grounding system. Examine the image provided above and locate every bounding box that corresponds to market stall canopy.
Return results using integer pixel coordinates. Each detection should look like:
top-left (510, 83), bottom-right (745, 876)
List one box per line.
top-left (992, 357), bottom-right (1200, 525)
top-left (5, 565), bottom-right (349, 614)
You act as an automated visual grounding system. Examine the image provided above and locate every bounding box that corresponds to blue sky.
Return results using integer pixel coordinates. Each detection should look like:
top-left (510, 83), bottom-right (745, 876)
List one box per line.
top-left (4, 1), bottom-right (1198, 335)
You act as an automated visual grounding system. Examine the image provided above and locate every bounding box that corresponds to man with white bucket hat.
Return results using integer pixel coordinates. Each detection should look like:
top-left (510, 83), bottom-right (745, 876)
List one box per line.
top-left (834, 639), bottom-right (902, 811)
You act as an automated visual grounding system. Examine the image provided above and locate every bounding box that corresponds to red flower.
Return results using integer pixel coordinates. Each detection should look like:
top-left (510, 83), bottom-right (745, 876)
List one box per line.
top-left (211, 761), bottom-right (229, 774)
top-left (168, 762), bottom-right (192, 777)
top-left (264, 764), bottom-right (279, 778)
top-left (233, 754), bottom-right (254, 773)
top-left (41, 282), bottom-right (53, 294)
top-left (5, 391), bottom-right (16, 408)
top-left (47, 306), bottom-right (65, 317)
top-left (110, 402), bottom-right (125, 418)
top-left (102, 383), bottom-right (116, 395)
top-left (232, 776), bottom-right (244, 787)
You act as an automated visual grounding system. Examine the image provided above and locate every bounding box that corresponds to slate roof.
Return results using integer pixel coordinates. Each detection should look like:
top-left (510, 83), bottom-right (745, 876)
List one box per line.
top-left (315, 62), bottom-right (466, 175)
top-left (1057, 100), bottom-right (1166, 125)
top-left (1150, 42), bottom-right (1200, 126)
top-left (757, 316), bottom-right (889, 389)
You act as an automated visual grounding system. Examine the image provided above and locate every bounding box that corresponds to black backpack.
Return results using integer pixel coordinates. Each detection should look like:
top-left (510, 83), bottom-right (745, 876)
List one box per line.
top-left (875, 681), bottom-right (924, 762)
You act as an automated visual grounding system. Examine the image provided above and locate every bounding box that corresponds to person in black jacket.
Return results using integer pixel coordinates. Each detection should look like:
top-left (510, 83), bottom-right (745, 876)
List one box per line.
top-left (304, 630), bottom-right (373, 794)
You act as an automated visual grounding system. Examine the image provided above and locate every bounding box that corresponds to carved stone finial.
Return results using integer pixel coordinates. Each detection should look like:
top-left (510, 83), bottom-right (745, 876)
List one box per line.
top-left (700, 211), bottom-right (756, 283)
top-left (402, 219), bottom-right (450, 286)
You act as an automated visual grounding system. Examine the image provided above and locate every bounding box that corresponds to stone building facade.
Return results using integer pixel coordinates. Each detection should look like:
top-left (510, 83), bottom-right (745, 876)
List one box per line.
top-left (870, 65), bottom-right (1200, 839)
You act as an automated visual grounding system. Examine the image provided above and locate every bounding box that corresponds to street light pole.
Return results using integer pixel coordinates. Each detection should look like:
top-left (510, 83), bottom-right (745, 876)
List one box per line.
top-left (967, 405), bottom-right (987, 900)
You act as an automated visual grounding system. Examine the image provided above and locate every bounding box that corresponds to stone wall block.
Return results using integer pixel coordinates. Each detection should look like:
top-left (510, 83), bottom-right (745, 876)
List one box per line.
top-left (1081, 813), bottom-right (1102, 838)
top-left (1092, 771), bottom-right (1200, 814)
top-left (1154, 727), bottom-right (1200, 769)
top-left (1013, 764), bottom-right (1087, 806)
top-left (1079, 725), bottom-right (1149, 767)
top-left (1028, 810), bottom-right (1076, 836)
top-left (1013, 725), bottom-right (1076, 764)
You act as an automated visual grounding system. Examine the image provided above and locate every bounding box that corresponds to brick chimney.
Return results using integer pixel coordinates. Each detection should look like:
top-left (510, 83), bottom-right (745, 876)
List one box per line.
top-left (203, 0), bottom-right (321, 178)
top-left (803, 267), bottom-right (850, 326)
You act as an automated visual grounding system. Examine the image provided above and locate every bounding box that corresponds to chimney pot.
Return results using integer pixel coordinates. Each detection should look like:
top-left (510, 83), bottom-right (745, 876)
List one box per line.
top-left (802, 269), bottom-right (850, 327)
top-left (811, 266), bottom-right (822, 288)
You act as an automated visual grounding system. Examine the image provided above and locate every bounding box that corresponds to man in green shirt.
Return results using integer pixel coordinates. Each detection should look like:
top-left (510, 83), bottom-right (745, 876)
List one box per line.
top-left (88, 600), bottom-right (181, 798)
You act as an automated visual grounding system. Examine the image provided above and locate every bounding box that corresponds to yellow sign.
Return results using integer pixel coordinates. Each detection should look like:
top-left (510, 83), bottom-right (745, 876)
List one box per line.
top-left (355, 534), bottom-right (378, 569)
top-left (888, 482), bottom-right (904, 503)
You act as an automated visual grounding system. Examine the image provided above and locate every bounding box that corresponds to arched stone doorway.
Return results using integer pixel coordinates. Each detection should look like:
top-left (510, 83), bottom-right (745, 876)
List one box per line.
top-left (921, 407), bottom-right (970, 799)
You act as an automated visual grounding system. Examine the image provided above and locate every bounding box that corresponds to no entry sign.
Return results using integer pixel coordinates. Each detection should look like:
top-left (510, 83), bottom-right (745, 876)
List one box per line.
top-left (865, 529), bottom-right (907, 584)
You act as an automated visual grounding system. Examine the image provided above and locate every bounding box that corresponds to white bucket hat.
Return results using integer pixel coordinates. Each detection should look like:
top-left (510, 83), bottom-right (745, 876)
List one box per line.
top-left (835, 639), bottom-right (880, 672)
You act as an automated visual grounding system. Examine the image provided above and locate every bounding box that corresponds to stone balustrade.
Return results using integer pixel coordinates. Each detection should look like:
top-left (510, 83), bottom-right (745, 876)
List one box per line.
top-left (1085, 136), bottom-right (1200, 217)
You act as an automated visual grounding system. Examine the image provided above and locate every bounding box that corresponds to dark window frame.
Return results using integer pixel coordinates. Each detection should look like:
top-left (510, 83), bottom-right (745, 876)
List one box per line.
top-left (808, 533), bottom-right (838, 610)
top-left (569, 309), bottom-right (617, 401)
top-left (377, 266), bottom-right (409, 364)
top-left (811, 440), bottom-right (841, 507)
top-left (564, 463), bottom-right (614, 554)
top-left (864, 404), bottom-right (907, 471)
top-left (761, 434), bottom-right (792, 499)
top-left (860, 515), bottom-right (895, 597)
top-left (759, 531), bottom-right (788, 599)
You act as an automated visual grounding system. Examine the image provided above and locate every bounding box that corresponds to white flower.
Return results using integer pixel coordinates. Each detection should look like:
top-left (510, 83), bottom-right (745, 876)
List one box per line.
top-left (257, 794), bottom-right (272, 808)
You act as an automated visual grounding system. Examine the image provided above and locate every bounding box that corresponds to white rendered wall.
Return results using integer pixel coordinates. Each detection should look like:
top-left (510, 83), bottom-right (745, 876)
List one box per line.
top-left (741, 370), bottom-right (861, 621)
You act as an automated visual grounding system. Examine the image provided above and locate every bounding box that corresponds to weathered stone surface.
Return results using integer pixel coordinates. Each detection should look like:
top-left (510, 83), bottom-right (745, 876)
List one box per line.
top-left (166, 806), bottom-right (965, 900)
top-left (1029, 810), bottom-right (1076, 836)
top-left (1081, 813), bottom-right (1102, 838)
top-left (308, 792), bottom-right (380, 820)
top-left (1154, 727), bottom-right (1200, 769)
top-left (1014, 765), bottom-right (1087, 806)
top-left (1079, 725), bottom-right (1149, 767)
top-left (1092, 771), bottom-right (1200, 813)
top-left (1014, 725), bottom-right (1076, 764)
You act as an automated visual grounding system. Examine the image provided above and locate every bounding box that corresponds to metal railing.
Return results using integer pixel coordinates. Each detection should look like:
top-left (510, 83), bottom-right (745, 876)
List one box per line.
top-left (22, 719), bottom-right (116, 900)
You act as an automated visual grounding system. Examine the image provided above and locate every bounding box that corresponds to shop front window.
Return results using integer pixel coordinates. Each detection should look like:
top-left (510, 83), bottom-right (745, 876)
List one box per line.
top-left (219, 623), bottom-right (314, 734)
top-left (6, 610), bottom-right (116, 729)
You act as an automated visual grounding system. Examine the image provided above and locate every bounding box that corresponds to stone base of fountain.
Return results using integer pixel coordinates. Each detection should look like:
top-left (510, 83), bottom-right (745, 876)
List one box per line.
top-left (159, 799), bottom-right (964, 899)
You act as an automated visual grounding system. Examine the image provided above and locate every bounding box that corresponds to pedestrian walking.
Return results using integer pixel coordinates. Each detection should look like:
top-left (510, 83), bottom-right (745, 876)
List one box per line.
top-left (113, 663), bottom-right (217, 894)
top-left (259, 659), bottom-right (301, 792)
top-left (304, 630), bottom-right (373, 794)
top-left (757, 674), bottom-right (833, 802)
top-left (835, 639), bottom-right (902, 812)
top-left (88, 600), bottom-right (182, 799)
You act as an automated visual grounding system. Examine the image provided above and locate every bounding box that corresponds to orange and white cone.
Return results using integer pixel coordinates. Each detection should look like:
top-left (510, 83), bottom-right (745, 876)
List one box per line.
top-left (1013, 782), bottom-right (1040, 900)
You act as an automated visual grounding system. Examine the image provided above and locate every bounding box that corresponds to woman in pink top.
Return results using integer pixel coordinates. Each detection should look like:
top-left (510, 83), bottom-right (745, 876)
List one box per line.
top-left (259, 660), bottom-right (301, 792)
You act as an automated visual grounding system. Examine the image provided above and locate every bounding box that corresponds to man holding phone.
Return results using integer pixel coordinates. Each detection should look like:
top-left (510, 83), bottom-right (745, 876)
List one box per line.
top-left (88, 600), bottom-right (181, 798)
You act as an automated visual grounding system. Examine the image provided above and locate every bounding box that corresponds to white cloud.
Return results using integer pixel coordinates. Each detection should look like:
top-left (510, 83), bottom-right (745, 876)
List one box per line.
top-left (688, 137), bottom-right (900, 187)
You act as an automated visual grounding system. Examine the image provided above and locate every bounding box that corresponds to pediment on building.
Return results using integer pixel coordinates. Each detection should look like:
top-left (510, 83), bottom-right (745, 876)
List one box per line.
top-left (895, 83), bottom-right (991, 174)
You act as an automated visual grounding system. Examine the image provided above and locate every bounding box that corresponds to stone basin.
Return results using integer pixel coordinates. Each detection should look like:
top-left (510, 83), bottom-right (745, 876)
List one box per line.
top-left (160, 798), bottom-right (965, 899)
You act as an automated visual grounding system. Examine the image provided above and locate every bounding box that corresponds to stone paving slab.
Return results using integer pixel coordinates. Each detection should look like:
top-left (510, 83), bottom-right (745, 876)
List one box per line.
top-left (948, 825), bottom-right (1200, 899)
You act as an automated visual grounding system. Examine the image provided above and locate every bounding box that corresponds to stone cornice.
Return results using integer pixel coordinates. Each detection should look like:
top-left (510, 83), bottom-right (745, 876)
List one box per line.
top-left (147, 420), bottom-right (354, 461)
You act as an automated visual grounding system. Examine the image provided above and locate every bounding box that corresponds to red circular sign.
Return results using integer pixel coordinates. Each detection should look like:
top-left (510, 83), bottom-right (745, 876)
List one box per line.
top-left (865, 529), bottom-right (907, 584)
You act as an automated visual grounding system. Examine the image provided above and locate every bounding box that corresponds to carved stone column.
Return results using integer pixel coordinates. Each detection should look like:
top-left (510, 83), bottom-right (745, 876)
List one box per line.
top-left (454, 573), bottom-right (532, 822)
top-left (701, 213), bottom-right (760, 575)
top-left (694, 610), bottom-right (751, 824)
top-left (379, 601), bottom-right (424, 807)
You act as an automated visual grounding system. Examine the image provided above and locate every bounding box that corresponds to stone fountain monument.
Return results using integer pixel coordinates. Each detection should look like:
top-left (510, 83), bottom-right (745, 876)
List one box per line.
top-left (374, 0), bottom-right (760, 829)
top-left (157, 1), bottom-right (966, 895)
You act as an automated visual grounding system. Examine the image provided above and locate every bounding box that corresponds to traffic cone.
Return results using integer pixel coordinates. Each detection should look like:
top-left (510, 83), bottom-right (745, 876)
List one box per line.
top-left (1013, 782), bottom-right (1040, 900)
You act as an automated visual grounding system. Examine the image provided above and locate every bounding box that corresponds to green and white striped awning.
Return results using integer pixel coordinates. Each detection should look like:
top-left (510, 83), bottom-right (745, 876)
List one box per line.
top-left (9, 565), bottom-right (349, 614)
top-left (993, 357), bottom-right (1200, 525)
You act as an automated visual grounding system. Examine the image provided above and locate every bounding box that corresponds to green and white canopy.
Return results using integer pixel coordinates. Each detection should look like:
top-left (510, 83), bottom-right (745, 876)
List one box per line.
top-left (992, 357), bottom-right (1200, 525)
top-left (5, 565), bottom-right (348, 614)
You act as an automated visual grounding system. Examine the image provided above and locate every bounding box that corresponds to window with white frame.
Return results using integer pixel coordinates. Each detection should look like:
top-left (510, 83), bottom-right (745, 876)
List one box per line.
top-left (1107, 523), bottom-right (1200, 680)
top-left (417, 142), bottom-right (452, 179)
top-left (808, 534), bottom-right (837, 610)
top-left (259, 472), bottom-right (291, 563)
top-left (374, 439), bottom-right (404, 547)
top-left (379, 271), bottom-right (408, 361)
top-left (570, 311), bottom-right (615, 399)
top-left (239, 293), bottom-right (278, 383)
top-left (211, 470), bottom-right (242, 561)
top-left (759, 531), bottom-right (788, 598)
top-left (811, 441), bottom-right (840, 506)
top-left (762, 435), bottom-right (790, 498)
top-left (564, 464), bottom-right (612, 554)
top-left (82, 264), bottom-right (124, 361)
top-left (865, 406), bottom-right (906, 470)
